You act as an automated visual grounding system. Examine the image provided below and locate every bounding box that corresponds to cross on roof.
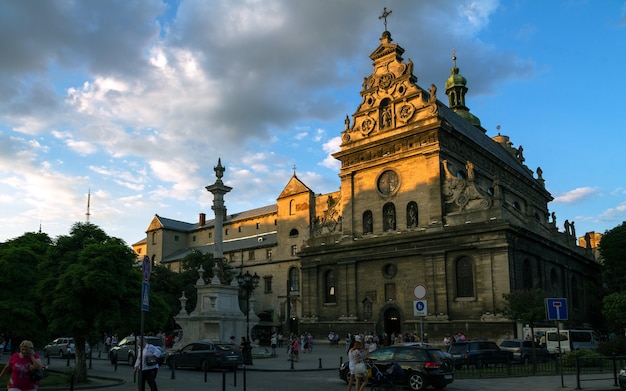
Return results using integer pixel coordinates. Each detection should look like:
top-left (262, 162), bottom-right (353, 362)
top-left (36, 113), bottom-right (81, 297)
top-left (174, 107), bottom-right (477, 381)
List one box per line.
top-left (379, 7), bottom-right (392, 31)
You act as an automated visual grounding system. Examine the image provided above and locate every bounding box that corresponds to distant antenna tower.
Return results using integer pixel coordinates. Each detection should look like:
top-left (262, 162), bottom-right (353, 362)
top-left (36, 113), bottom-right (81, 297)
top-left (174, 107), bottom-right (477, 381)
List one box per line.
top-left (86, 188), bottom-right (91, 222)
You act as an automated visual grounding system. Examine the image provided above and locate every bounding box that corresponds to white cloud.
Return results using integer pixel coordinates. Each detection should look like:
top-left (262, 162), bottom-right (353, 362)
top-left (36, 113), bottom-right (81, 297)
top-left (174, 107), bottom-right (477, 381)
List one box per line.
top-left (553, 187), bottom-right (597, 204)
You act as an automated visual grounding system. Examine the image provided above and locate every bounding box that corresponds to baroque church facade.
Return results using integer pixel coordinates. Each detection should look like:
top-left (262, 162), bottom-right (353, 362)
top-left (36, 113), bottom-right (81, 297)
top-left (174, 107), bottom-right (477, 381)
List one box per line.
top-left (142, 29), bottom-right (601, 342)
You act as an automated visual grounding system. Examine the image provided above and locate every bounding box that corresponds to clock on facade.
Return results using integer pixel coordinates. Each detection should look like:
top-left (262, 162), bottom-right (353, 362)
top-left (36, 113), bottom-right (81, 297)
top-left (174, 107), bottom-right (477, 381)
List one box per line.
top-left (377, 170), bottom-right (399, 195)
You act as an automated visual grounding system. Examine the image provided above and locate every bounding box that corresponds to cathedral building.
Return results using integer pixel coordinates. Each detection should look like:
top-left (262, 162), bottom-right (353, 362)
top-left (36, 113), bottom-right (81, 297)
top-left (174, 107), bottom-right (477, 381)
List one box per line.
top-left (143, 29), bottom-right (601, 343)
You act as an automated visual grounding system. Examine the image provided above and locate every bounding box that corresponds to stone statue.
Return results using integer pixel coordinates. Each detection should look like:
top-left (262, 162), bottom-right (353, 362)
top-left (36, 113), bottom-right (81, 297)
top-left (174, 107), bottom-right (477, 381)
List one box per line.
top-left (466, 161), bottom-right (475, 181)
top-left (345, 115), bottom-right (350, 130)
top-left (551, 212), bottom-right (557, 225)
top-left (570, 221), bottom-right (576, 238)
top-left (428, 84), bottom-right (437, 103)
top-left (564, 219), bottom-right (570, 235)
top-left (516, 145), bottom-right (525, 163)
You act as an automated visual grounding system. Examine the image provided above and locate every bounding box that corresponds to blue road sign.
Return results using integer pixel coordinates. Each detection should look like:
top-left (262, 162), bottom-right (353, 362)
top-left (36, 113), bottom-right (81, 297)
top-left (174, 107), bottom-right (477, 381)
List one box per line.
top-left (546, 298), bottom-right (568, 321)
top-left (142, 281), bottom-right (150, 311)
top-left (413, 300), bottom-right (427, 317)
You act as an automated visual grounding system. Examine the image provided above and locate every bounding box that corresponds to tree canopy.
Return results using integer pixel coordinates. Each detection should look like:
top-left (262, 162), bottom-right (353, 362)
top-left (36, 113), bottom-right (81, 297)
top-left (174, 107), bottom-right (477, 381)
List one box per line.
top-left (599, 221), bottom-right (626, 293)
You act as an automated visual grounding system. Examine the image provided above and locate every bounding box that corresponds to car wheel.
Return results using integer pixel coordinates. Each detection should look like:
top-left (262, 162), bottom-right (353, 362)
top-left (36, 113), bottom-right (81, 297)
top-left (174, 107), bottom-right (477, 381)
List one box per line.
top-left (408, 372), bottom-right (426, 391)
top-left (128, 354), bottom-right (135, 366)
top-left (58, 350), bottom-right (64, 359)
top-left (201, 359), bottom-right (211, 372)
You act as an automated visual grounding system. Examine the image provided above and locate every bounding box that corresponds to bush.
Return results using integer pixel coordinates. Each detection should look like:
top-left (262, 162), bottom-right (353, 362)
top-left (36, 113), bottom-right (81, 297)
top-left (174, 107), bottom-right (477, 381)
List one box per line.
top-left (597, 336), bottom-right (626, 356)
top-left (561, 349), bottom-right (603, 367)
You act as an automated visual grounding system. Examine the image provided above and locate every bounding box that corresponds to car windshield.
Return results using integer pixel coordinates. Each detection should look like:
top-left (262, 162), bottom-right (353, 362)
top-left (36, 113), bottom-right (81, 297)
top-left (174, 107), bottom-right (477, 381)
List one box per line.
top-left (500, 341), bottom-right (517, 348)
top-left (369, 347), bottom-right (394, 361)
top-left (448, 345), bottom-right (466, 354)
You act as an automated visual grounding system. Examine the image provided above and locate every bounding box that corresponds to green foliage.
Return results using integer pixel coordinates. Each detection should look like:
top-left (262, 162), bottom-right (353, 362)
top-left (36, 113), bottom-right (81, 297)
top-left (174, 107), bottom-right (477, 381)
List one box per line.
top-left (561, 349), bottom-right (603, 367)
top-left (0, 232), bottom-right (51, 344)
top-left (599, 222), bottom-right (626, 293)
top-left (601, 292), bottom-right (626, 331)
top-left (502, 289), bottom-right (547, 326)
top-left (597, 336), bottom-right (626, 356)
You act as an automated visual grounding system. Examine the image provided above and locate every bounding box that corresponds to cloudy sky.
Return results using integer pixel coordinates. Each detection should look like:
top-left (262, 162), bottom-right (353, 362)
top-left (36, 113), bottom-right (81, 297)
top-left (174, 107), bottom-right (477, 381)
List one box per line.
top-left (1, 0), bottom-right (625, 246)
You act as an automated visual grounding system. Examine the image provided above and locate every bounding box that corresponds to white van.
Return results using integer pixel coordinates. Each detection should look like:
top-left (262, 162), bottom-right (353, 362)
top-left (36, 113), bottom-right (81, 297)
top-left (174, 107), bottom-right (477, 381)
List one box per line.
top-left (546, 329), bottom-right (600, 354)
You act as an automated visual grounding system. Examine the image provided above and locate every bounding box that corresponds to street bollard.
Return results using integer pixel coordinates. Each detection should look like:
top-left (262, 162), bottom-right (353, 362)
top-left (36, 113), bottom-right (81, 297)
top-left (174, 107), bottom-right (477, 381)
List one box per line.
top-left (319, 358), bottom-right (322, 368)
top-left (290, 357), bottom-right (294, 370)
top-left (243, 365), bottom-right (247, 391)
top-left (66, 354), bottom-right (70, 367)
top-left (170, 359), bottom-right (175, 379)
top-left (233, 366), bottom-right (237, 387)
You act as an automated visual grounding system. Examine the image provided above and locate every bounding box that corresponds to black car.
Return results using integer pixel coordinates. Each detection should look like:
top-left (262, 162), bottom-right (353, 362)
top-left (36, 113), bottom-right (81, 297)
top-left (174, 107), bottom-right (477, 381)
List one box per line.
top-left (339, 344), bottom-right (454, 391)
top-left (109, 336), bottom-right (166, 366)
top-left (499, 339), bottom-right (549, 364)
top-left (167, 341), bottom-right (243, 371)
top-left (448, 340), bottom-right (513, 369)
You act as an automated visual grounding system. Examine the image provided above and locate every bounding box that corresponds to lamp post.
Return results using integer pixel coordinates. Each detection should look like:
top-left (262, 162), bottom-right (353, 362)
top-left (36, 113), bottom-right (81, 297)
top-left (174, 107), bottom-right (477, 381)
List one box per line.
top-left (237, 270), bottom-right (260, 365)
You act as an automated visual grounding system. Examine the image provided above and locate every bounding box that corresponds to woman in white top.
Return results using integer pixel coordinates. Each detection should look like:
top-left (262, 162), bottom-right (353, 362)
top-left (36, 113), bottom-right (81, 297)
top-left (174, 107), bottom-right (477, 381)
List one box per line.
top-left (347, 340), bottom-right (367, 391)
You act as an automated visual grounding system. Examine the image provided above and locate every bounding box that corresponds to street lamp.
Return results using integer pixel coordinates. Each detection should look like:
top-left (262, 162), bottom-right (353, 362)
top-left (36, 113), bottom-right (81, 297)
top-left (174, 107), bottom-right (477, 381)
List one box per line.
top-left (237, 270), bottom-right (260, 365)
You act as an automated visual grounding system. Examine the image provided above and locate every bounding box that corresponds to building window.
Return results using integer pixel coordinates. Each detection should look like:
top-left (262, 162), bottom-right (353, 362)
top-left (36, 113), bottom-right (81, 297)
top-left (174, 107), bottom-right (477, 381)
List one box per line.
top-left (571, 276), bottom-right (580, 310)
top-left (264, 276), bottom-right (272, 293)
top-left (174, 235), bottom-right (179, 242)
top-left (248, 250), bottom-right (255, 260)
top-left (151, 232), bottom-right (156, 245)
top-left (363, 210), bottom-right (373, 234)
top-left (456, 257), bottom-right (474, 298)
top-left (289, 267), bottom-right (299, 292)
top-left (225, 229), bottom-right (229, 235)
top-left (522, 259), bottom-right (533, 290)
top-left (274, 219), bottom-right (277, 225)
top-left (208, 232), bottom-right (212, 239)
top-left (256, 222), bottom-right (260, 229)
top-left (289, 228), bottom-right (299, 237)
top-left (325, 270), bottom-right (336, 303)
top-left (192, 235), bottom-right (196, 242)
top-left (291, 245), bottom-right (298, 256)
top-left (266, 249), bottom-right (272, 260)
top-left (238, 226), bottom-right (242, 233)
top-left (137, 248), bottom-right (142, 254)
top-left (290, 199), bottom-right (296, 215)
top-left (406, 202), bottom-right (418, 228)
top-left (383, 202), bottom-right (396, 231)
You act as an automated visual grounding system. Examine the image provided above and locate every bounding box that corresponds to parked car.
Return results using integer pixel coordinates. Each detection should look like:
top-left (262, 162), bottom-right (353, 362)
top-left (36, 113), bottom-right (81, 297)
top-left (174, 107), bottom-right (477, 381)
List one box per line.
top-left (499, 339), bottom-right (549, 364)
top-left (448, 340), bottom-right (513, 369)
top-left (43, 337), bottom-right (91, 359)
top-left (167, 341), bottom-right (243, 371)
top-left (109, 336), bottom-right (166, 366)
top-left (339, 344), bottom-right (454, 391)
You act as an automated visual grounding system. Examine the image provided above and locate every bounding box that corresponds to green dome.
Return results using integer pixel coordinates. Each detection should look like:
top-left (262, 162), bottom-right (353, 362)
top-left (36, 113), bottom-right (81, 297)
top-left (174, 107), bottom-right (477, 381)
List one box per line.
top-left (455, 109), bottom-right (481, 127)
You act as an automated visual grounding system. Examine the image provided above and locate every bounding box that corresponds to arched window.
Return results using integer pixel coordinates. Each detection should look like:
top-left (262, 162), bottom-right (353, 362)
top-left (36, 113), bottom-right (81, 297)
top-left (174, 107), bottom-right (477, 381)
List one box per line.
top-left (325, 270), bottom-right (336, 303)
top-left (289, 199), bottom-right (296, 215)
top-left (289, 228), bottom-right (299, 237)
top-left (363, 210), bottom-right (373, 234)
top-left (289, 267), bottom-right (299, 292)
top-left (383, 202), bottom-right (396, 231)
top-left (522, 259), bottom-right (533, 290)
top-left (571, 276), bottom-right (580, 310)
top-left (550, 268), bottom-right (559, 295)
top-left (406, 202), bottom-right (418, 228)
top-left (456, 257), bottom-right (474, 298)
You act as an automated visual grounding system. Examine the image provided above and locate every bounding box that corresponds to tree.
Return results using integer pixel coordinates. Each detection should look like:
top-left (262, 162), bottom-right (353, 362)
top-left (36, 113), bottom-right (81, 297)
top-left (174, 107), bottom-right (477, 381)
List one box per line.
top-left (0, 232), bottom-right (52, 345)
top-left (38, 222), bottom-right (169, 383)
top-left (599, 221), bottom-right (626, 293)
top-left (602, 292), bottom-right (626, 332)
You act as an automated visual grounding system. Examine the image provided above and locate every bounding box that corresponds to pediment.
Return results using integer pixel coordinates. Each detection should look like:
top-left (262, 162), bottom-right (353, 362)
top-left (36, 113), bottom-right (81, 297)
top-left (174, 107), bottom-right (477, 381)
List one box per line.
top-left (278, 175), bottom-right (313, 199)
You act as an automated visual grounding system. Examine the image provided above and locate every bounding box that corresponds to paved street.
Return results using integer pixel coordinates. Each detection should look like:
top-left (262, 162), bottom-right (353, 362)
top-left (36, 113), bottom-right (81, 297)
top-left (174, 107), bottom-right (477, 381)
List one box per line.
top-left (17, 344), bottom-right (623, 390)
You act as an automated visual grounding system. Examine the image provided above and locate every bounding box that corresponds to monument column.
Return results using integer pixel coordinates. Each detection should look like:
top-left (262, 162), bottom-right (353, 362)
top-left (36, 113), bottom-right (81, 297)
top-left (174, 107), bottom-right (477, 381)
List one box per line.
top-left (205, 158), bottom-right (232, 264)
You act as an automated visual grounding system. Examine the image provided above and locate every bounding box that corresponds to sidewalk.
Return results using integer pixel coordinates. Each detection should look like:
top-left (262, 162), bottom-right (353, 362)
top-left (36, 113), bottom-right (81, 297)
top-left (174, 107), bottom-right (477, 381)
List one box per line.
top-left (21, 344), bottom-right (625, 390)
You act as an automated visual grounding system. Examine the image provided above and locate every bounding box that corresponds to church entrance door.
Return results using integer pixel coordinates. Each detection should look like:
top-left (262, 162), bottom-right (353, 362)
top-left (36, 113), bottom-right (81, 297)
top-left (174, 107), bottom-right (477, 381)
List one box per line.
top-left (384, 308), bottom-right (401, 344)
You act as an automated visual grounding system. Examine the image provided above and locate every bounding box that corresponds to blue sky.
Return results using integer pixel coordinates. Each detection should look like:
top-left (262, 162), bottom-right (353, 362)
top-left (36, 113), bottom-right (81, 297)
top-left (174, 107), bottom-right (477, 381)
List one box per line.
top-left (0, 0), bottom-right (625, 246)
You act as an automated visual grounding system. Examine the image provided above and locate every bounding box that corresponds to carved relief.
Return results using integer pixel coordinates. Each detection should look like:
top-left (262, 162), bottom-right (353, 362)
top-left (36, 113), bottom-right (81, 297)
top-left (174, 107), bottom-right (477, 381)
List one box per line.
top-left (442, 160), bottom-right (493, 211)
top-left (397, 103), bottom-right (415, 123)
top-left (359, 115), bottom-right (376, 136)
